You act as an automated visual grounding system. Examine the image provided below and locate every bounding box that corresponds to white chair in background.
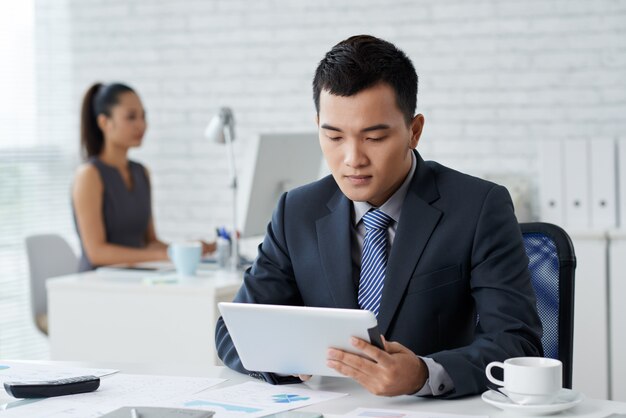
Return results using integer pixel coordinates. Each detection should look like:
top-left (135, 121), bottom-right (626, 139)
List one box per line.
top-left (25, 234), bottom-right (78, 335)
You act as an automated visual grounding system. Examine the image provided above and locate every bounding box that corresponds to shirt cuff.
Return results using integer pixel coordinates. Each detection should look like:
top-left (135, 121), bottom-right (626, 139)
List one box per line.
top-left (415, 357), bottom-right (454, 396)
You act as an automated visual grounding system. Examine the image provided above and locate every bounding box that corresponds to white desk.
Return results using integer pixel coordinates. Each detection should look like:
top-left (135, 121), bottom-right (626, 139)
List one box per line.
top-left (47, 266), bottom-right (242, 365)
top-left (608, 230), bottom-right (626, 402)
top-left (569, 232), bottom-right (610, 400)
top-left (2, 361), bottom-right (626, 417)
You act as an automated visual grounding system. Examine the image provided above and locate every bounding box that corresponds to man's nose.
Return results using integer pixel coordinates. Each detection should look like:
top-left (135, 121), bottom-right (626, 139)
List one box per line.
top-left (344, 140), bottom-right (367, 168)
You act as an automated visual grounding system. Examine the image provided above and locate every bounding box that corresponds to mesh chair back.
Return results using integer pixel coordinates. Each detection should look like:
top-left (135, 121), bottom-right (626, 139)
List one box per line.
top-left (520, 222), bottom-right (576, 389)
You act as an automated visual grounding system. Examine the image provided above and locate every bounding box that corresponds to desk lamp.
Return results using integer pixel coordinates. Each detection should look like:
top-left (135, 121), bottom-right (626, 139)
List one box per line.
top-left (204, 107), bottom-right (239, 270)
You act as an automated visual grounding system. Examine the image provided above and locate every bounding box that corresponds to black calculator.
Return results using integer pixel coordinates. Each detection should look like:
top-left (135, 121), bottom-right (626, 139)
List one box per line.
top-left (3, 375), bottom-right (100, 398)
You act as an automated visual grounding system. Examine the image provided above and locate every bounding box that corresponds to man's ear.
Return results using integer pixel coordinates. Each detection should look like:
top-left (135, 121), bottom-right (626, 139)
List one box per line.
top-left (315, 114), bottom-right (319, 127)
top-left (409, 114), bottom-right (425, 149)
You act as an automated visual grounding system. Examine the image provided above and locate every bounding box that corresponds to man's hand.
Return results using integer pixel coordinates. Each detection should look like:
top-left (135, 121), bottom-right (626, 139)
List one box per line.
top-left (327, 336), bottom-right (429, 396)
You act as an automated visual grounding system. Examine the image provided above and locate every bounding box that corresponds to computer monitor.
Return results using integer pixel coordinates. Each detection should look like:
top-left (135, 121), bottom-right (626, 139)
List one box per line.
top-left (238, 133), bottom-right (324, 238)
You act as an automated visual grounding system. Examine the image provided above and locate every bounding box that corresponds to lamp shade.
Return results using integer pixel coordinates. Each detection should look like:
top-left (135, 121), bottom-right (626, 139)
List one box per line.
top-left (204, 107), bottom-right (235, 144)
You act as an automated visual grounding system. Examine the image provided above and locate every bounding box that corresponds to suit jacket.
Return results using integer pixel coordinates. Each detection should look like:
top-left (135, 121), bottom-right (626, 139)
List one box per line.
top-left (215, 151), bottom-right (543, 398)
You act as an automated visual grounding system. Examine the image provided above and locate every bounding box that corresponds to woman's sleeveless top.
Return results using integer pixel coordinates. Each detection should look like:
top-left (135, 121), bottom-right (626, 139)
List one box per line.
top-left (75, 158), bottom-right (151, 271)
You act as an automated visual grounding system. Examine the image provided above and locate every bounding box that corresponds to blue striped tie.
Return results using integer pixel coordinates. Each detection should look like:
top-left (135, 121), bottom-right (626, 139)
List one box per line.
top-left (358, 209), bottom-right (392, 316)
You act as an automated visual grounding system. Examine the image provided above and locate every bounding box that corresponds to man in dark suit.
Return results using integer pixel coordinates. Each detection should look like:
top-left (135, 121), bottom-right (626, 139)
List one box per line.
top-left (215, 35), bottom-right (542, 398)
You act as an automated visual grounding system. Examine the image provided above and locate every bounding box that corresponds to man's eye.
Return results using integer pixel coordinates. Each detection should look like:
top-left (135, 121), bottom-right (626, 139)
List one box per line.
top-left (327, 136), bottom-right (342, 141)
top-left (367, 136), bottom-right (387, 141)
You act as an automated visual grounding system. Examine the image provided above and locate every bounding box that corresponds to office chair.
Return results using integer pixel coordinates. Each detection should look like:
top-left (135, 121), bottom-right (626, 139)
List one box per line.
top-left (25, 234), bottom-right (79, 335)
top-left (520, 222), bottom-right (576, 389)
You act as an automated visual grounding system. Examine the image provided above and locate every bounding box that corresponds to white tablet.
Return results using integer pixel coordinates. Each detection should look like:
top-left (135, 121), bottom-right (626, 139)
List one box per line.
top-left (218, 302), bottom-right (383, 377)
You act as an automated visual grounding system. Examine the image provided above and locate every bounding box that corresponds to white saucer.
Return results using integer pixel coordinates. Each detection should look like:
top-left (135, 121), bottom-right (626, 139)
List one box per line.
top-left (481, 388), bottom-right (584, 416)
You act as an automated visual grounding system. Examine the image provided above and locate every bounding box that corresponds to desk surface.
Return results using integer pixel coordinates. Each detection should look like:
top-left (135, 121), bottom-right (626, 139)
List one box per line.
top-left (47, 265), bottom-right (243, 293)
top-left (2, 361), bottom-right (625, 418)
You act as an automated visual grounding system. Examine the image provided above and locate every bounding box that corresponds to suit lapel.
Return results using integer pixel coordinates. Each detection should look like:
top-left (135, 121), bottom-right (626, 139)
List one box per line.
top-left (377, 152), bottom-right (443, 335)
top-left (316, 189), bottom-right (358, 309)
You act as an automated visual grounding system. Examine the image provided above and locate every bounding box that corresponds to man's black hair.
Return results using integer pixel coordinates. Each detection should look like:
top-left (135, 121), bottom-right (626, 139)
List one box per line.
top-left (313, 35), bottom-right (418, 125)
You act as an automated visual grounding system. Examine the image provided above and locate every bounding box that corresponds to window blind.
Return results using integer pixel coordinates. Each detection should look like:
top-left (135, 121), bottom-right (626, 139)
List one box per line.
top-left (0, 0), bottom-right (77, 359)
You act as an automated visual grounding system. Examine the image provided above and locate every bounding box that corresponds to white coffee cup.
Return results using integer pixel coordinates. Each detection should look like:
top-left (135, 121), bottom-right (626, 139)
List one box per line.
top-left (168, 241), bottom-right (202, 277)
top-left (486, 357), bottom-right (562, 405)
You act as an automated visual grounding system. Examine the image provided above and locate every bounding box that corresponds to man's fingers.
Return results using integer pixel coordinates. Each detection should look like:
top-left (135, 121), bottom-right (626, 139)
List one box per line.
top-left (328, 347), bottom-right (379, 377)
top-left (327, 357), bottom-right (393, 396)
top-left (329, 359), bottom-right (383, 389)
top-left (384, 340), bottom-right (412, 354)
top-left (328, 347), bottom-right (370, 367)
top-left (350, 337), bottom-right (393, 367)
top-left (327, 355), bottom-right (379, 391)
top-left (381, 334), bottom-right (388, 350)
top-left (328, 338), bottom-right (428, 396)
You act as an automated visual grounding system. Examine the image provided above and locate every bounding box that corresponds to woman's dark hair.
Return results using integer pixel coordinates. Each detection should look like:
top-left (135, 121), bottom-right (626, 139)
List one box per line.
top-left (312, 35), bottom-right (418, 125)
top-left (80, 82), bottom-right (135, 159)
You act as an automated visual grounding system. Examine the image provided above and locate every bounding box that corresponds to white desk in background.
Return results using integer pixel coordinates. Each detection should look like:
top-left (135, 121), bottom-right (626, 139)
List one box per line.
top-left (568, 231), bottom-right (610, 400)
top-left (47, 264), bottom-right (243, 366)
top-left (608, 229), bottom-right (626, 402)
top-left (1, 361), bottom-right (626, 418)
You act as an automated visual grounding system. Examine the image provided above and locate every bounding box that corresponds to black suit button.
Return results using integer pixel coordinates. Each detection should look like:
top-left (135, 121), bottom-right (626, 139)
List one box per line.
top-left (438, 384), bottom-right (445, 392)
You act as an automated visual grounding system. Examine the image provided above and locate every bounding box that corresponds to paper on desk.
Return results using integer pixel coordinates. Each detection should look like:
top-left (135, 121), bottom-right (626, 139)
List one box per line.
top-left (98, 260), bottom-right (217, 273)
top-left (342, 407), bottom-right (488, 418)
top-left (0, 373), bottom-right (225, 418)
top-left (160, 381), bottom-right (347, 418)
top-left (0, 360), bottom-right (118, 383)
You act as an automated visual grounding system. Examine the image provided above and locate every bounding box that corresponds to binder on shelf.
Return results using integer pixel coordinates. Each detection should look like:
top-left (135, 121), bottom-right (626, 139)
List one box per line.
top-left (618, 137), bottom-right (626, 228)
top-left (590, 138), bottom-right (617, 229)
top-left (563, 138), bottom-right (591, 229)
top-left (538, 139), bottom-right (564, 225)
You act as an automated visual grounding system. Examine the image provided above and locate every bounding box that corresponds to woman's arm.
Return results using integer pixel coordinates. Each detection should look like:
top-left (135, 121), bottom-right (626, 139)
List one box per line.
top-left (72, 164), bottom-right (167, 266)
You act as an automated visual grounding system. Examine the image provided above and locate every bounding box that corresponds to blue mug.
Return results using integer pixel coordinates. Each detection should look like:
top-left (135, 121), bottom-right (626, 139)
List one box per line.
top-left (168, 242), bottom-right (202, 277)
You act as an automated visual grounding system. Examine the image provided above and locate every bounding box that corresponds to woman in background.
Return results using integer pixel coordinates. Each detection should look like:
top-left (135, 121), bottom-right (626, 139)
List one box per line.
top-left (73, 82), bottom-right (214, 271)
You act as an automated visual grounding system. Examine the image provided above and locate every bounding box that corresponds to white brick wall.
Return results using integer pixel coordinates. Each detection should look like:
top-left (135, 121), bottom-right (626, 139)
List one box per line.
top-left (35, 0), bottom-right (626, 240)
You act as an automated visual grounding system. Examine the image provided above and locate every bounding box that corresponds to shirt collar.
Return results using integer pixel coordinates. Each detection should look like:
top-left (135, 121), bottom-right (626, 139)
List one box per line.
top-left (353, 151), bottom-right (417, 226)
